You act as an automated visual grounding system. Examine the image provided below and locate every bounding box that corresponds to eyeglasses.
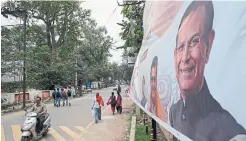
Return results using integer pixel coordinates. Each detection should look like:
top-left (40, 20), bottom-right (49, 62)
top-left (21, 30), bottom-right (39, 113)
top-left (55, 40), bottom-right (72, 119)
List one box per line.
top-left (176, 34), bottom-right (205, 55)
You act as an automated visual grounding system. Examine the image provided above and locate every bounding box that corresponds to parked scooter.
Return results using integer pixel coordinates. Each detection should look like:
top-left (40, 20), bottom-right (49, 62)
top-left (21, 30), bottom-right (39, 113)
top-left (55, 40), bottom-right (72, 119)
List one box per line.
top-left (21, 109), bottom-right (51, 141)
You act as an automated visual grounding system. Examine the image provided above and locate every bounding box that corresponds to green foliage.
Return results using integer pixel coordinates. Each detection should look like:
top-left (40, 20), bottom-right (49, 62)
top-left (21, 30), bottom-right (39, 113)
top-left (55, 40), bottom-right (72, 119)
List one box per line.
top-left (119, 2), bottom-right (145, 53)
top-left (1, 1), bottom-right (115, 91)
top-left (117, 2), bottom-right (145, 83)
top-left (135, 123), bottom-right (151, 141)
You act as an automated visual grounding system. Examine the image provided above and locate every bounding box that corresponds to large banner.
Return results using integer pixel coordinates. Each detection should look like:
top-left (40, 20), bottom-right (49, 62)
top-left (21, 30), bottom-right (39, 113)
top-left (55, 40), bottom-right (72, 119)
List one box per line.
top-left (129, 1), bottom-right (246, 141)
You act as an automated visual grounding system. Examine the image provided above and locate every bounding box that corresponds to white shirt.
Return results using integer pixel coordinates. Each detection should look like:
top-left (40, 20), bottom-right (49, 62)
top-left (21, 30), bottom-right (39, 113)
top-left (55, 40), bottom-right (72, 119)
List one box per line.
top-left (92, 96), bottom-right (100, 108)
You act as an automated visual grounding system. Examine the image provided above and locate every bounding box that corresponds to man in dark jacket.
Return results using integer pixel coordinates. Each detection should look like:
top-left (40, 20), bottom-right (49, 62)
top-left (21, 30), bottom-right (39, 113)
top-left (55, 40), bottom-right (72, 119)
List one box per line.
top-left (170, 1), bottom-right (246, 140)
top-left (56, 88), bottom-right (61, 107)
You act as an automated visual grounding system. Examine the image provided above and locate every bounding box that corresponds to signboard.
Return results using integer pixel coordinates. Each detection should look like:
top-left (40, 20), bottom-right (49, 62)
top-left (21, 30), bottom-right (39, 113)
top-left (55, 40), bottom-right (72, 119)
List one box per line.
top-left (129, 1), bottom-right (246, 141)
top-left (127, 56), bottom-right (136, 64)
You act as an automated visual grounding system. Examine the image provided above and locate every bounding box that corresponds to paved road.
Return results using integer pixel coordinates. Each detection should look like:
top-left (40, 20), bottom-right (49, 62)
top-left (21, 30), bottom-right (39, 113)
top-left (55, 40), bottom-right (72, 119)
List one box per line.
top-left (1, 87), bottom-right (124, 141)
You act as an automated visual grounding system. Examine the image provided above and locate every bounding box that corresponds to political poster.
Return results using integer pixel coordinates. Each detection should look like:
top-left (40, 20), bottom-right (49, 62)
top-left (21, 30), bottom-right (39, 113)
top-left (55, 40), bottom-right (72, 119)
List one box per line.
top-left (129, 1), bottom-right (246, 140)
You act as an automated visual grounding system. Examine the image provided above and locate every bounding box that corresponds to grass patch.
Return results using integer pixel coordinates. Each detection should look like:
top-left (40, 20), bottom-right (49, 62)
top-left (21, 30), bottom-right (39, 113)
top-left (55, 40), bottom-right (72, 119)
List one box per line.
top-left (135, 123), bottom-right (151, 141)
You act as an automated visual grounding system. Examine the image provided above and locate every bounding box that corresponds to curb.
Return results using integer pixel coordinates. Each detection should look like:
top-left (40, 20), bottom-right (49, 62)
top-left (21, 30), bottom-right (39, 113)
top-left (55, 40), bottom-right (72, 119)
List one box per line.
top-left (1, 104), bottom-right (33, 115)
top-left (129, 116), bottom-right (136, 141)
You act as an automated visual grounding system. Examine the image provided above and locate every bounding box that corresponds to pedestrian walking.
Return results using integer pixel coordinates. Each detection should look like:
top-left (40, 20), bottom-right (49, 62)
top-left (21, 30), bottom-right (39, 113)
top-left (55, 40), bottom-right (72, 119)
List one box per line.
top-left (56, 88), bottom-right (61, 107)
top-left (107, 92), bottom-right (116, 115)
top-left (91, 93), bottom-right (101, 123)
top-left (52, 89), bottom-right (57, 106)
top-left (67, 86), bottom-right (73, 106)
top-left (117, 85), bottom-right (121, 94)
top-left (97, 92), bottom-right (104, 120)
top-left (62, 88), bottom-right (68, 106)
top-left (116, 91), bottom-right (122, 114)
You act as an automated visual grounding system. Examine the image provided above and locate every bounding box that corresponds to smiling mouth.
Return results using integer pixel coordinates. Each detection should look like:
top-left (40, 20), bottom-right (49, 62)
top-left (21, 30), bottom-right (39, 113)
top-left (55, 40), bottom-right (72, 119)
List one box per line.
top-left (179, 66), bottom-right (195, 73)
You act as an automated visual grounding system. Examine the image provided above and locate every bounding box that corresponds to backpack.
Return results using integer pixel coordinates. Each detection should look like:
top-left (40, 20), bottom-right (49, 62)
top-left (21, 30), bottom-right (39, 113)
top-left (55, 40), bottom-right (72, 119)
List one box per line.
top-left (111, 96), bottom-right (116, 106)
top-left (52, 91), bottom-right (56, 97)
top-left (62, 90), bottom-right (67, 97)
top-left (56, 91), bottom-right (61, 97)
top-left (67, 89), bottom-right (72, 97)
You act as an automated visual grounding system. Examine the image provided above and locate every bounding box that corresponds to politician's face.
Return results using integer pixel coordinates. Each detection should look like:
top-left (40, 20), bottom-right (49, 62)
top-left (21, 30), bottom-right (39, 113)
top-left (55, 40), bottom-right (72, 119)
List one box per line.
top-left (151, 66), bottom-right (157, 99)
top-left (175, 6), bottom-right (214, 94)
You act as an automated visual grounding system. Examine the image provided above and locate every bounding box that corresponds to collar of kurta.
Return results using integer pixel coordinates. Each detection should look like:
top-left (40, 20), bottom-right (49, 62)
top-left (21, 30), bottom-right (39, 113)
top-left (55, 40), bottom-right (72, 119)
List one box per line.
top-left (181, 78), bottom-right (223, 117)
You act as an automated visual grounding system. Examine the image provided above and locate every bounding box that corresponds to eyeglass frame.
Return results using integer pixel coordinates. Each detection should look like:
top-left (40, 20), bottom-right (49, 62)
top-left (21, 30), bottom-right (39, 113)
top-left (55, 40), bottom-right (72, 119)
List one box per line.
top-left (175, 33), bottom-right (208, 55)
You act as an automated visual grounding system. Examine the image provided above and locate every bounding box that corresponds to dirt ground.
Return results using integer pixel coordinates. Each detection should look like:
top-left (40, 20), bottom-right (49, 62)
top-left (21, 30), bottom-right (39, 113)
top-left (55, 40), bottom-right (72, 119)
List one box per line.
top-left (78, 97), bottom-right (134, 141)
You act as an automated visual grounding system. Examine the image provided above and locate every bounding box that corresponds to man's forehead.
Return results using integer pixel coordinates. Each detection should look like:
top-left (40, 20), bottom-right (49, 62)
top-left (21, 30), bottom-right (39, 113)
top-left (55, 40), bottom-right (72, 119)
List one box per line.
top-left (178, 6), bottom-right (206, 41)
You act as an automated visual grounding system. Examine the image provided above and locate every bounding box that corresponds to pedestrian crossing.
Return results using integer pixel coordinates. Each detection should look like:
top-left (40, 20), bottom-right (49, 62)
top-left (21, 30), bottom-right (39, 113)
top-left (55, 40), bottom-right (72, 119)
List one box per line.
top-left (1, 126), bottom-right (6, 141)
top-left (1, 125), bottom-right (88, 141)
top-left (11, 125), bottom-right (21, 141)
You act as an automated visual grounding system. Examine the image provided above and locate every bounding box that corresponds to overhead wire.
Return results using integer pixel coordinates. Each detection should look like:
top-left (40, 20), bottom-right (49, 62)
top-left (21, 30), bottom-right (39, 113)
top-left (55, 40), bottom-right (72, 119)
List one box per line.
top-left (105, 6), bottom-right (118, 26)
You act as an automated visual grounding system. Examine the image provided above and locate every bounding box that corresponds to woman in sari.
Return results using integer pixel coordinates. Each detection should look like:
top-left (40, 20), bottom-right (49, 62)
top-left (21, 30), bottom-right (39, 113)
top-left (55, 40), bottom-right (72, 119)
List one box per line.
top-left (97, 93), bottom-right (104, 120)
top-left (107, 92), bottom-right (116, 115)
top-left (116, 91), bottom-right (122, 114)
top-left (91, 93), bottom-right (101, 123)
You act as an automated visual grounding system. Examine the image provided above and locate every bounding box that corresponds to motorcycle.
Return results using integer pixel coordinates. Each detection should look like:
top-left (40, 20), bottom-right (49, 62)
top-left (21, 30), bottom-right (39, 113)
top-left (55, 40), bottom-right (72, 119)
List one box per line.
top-left (21, 109), bottom-right (51, 141)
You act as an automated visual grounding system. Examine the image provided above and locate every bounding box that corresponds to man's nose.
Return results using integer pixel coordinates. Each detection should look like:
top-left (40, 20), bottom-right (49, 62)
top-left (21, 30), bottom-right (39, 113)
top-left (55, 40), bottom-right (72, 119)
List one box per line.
top-left (181, 45), bottom-right (190, 63)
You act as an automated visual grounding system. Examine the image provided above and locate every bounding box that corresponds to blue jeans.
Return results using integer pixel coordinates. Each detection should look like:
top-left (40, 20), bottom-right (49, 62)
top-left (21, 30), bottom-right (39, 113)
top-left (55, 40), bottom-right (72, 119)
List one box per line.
top-left (56, 97), bottom-right (61, 106)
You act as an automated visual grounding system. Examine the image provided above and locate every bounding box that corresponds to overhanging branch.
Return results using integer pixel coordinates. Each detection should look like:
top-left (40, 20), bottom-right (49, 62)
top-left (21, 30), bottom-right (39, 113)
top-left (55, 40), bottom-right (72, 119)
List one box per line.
top-left (117, 0), bottom-right (145, 6)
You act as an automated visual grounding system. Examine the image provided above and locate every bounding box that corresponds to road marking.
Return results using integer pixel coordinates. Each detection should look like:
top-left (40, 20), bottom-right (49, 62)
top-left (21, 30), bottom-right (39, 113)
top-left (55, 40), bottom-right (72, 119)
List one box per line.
top-left (11, 125), bottom-right (21, 141)
top-left (85, 106), bottom-right (110, 130)
top-left (77, 105), bottom-right (111, 139)
top-left (49, 128), bottom-right (66, 141)
top-left (74, 126), bottom-right (89, 134)
top-left (59, 126), bottom-right (80, 139)
top-left (74, 126), bottom-right (85, 132)
top-left (1, 126), bottom-right (6, 141)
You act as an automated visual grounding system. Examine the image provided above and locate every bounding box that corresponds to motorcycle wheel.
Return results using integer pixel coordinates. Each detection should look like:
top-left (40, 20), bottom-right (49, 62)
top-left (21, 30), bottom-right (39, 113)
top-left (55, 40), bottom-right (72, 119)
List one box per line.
top-left (43, 129), bottom-right (48, 136)
top-left (21, 136), bottom-right (31, 141)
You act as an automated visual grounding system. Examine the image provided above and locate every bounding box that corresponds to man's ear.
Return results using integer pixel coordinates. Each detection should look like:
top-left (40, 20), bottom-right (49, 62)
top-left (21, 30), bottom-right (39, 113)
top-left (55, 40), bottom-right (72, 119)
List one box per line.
top-left (174, 46), bottom-right (177, 57)
top-left (206, 29), bottom-right (215, 63)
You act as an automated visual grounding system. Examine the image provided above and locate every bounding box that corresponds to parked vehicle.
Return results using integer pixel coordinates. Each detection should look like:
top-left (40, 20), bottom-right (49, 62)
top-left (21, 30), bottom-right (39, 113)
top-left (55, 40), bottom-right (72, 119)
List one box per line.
top-left (113, 85), bottom-right (118, 91)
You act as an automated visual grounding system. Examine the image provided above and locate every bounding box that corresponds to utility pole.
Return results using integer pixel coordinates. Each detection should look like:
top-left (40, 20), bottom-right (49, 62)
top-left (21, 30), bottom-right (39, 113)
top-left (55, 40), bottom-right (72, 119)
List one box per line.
top-left (22, 12), bottom-right (27, 108)
top-left (75, 58), bottom-right (78, 90)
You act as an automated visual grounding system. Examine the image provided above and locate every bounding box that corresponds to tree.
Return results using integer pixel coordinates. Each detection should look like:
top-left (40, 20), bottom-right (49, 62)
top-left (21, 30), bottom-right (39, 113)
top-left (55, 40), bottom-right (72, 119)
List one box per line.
top-left (117, 1), bottom-right (145, 83)
top-left (1, 26), bottom-right (23, 92)
top-left (1, 1), bottom-right (115, 91)
top-left (119, 1), bottom-right (145, 54)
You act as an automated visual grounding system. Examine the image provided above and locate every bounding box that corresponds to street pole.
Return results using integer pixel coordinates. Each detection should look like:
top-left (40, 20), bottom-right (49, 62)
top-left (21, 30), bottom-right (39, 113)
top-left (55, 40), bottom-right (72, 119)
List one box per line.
top-left (151, 118), bottom-right (157, 141)
top-left (75, 58), bottom-right (78, 91)
top-left (22, 12), bottom-right (27, 109)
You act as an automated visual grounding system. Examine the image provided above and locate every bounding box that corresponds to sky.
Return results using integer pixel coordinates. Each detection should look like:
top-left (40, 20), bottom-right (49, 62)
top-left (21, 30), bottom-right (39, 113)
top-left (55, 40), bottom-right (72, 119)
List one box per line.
top-left (1, 0), bottom-right (125, 64)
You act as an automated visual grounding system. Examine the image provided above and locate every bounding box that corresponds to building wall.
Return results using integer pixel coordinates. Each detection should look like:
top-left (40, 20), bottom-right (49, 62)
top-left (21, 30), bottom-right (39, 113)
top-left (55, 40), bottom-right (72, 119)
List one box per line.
top-left (1, 90), bottom-right (52, 106)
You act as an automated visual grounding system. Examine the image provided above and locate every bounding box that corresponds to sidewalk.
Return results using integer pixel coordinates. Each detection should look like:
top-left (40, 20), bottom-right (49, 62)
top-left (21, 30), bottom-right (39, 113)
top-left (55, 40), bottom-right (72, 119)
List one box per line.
top-left (1, 102), bottom-right (34, 115)
top-left (78, 96), bottom-right (134, 141)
